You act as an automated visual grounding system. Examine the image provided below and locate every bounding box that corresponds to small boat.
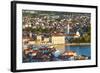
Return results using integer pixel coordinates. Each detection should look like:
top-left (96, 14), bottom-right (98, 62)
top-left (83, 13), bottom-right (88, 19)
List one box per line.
top-left (52, 50), bottom-right (61, 58)
top-left (31, 50), bottom-right (38, 56)
top-left (39, 46), bottom-right (56, 54)
top-left (63, 51), bottom-right (77, 57)
top-left (74, 55), bottom-right (87, 60)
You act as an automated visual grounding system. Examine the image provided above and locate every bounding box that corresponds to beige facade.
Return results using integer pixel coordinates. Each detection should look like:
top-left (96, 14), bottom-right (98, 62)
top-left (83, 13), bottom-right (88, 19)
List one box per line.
top-left (44, 38), bottom-right (49, 43)
top-left (52, 36), bottom-right (65, 44)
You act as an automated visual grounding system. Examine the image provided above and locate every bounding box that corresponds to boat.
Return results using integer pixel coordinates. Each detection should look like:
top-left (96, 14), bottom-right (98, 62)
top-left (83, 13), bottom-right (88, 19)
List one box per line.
top-left (62, 51), bottom-right (77, 57)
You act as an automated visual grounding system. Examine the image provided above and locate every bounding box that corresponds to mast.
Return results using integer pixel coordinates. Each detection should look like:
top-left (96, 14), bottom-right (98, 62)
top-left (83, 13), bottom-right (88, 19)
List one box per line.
top-left (67, 22), bottom-right (70, 51)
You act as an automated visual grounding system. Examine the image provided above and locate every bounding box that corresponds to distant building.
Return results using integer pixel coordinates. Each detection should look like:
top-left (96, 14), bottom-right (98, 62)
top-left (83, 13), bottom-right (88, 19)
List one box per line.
top-left (44, 38), bottom-right (49, 43)
top-left (74, 31), bottom-right (80, 38)
top-left (52, 35), bottom-right (65, 44)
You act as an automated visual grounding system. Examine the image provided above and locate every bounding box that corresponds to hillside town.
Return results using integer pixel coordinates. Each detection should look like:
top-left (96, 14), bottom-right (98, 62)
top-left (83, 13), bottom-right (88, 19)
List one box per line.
top-left (22, 10), bottom-right (91, 62)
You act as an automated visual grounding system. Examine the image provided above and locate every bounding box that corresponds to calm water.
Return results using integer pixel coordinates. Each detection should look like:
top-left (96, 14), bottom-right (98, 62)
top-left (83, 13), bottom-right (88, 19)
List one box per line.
top-left (65, 45), bottom-right (91, 57)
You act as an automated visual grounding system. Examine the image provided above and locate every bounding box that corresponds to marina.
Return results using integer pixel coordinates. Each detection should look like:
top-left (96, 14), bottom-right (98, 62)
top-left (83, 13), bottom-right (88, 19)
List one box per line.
top-left (23, 43), bottom-right (91, 62)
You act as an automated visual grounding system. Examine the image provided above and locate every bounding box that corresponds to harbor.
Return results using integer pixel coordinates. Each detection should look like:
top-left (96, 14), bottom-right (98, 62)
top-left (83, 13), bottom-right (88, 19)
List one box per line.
top-left (22, 35), bottom-right (91, 62)
top-left (23, 43), bottom-right (90, 62)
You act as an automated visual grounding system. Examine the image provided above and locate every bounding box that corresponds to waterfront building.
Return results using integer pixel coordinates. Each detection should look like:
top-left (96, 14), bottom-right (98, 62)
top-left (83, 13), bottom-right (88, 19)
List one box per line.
top-left (51, 35), bottom-right (65, 44)
top-left (74, 31), bottom-right (80, 38)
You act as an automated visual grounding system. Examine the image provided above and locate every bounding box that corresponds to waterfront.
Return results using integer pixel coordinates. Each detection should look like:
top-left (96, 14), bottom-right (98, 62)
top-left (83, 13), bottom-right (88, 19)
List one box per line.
top-left (23, 44), bottom-right (91, 62)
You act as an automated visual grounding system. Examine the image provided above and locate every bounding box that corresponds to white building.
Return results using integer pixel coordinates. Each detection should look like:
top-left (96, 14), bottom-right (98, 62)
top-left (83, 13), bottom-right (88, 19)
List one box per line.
top-left (74, 31), bottom-right (80, 38)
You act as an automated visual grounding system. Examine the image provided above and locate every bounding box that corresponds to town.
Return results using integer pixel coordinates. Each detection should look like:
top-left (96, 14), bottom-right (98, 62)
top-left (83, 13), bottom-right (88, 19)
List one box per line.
top-left (22, 10), bottom-right (91, 62)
